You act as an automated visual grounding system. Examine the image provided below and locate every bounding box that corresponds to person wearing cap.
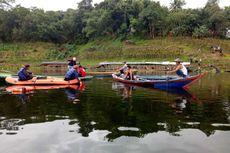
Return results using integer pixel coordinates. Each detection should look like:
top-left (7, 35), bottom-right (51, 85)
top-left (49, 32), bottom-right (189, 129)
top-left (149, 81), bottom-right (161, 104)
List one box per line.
top-left (17, 64), bottom-right (33, 81)
top-left (167, 58), bottom-right (188, 78)
top-left (64, 65), bottom-right (80, 83)
top-left (68, 57), bottom-right (77, 70)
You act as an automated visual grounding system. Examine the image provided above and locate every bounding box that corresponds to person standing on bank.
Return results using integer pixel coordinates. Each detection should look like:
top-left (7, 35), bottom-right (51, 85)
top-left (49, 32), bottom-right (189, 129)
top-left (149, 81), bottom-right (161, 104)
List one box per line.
top-left (68, 57), bottom-right (77, 70)
top-left (167, 58), bottom-right (188, 78)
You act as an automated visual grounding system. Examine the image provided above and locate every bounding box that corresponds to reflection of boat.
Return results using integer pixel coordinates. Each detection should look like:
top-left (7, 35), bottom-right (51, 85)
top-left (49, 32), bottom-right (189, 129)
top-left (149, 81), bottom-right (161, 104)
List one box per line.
top-left (5, 76), bottom-right (80, 85)
top-left (112, 82), bottom-right (197, 99)
top-left (112, 73), bottom-right (204, 88)
top-left (6, 85), bottom-right (79, 94)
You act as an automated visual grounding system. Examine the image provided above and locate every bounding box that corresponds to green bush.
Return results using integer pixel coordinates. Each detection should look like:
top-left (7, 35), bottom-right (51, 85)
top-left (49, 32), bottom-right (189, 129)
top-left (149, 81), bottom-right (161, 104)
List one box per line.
top-left (192, 26), bottom-right (210, 38)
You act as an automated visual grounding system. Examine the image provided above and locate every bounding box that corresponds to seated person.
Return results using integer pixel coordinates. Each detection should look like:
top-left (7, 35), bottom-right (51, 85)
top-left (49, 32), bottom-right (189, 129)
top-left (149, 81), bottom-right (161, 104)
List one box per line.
top-left (64, 65), bottom-right (80, 83)
top-left (124, 65), bottom-right (134, 80)
top-left (167, 58), bottom-right (188, 78)
top-left (78, 65), bottom-right (86, 77)
top-left (119, 62), bottom-right (128, 74)
top-left (17, 64), bottom-right (33, 81)
top-left (68, 57), bottom-right (77, 70)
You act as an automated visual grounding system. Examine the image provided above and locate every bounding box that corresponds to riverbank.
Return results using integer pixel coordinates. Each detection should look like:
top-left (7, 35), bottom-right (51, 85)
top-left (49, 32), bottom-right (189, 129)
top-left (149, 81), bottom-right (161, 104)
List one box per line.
top-left (0, 37), bottom-right (229, 72)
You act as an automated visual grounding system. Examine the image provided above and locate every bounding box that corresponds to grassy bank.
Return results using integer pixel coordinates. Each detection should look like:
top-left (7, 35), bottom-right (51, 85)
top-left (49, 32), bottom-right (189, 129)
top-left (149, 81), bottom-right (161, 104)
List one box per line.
top-left (0, 37), bottom-right (229, 72)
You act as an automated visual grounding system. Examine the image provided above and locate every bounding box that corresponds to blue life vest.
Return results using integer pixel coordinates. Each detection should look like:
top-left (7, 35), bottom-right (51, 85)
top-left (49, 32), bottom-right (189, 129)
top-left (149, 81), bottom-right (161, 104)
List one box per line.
top-left (17, 68), bottom-right (31, 81)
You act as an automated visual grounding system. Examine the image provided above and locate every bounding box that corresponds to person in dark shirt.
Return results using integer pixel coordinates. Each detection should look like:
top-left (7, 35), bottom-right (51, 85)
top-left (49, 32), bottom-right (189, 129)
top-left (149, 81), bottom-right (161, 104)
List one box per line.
top-left (124, 65), bottom-right (134, 80)
top-left (68, 57), bottom-right (77, 69)
top-left (64, 65), bottom-right (80, 83)
top-left (17, 64), bottom-right (33, 81)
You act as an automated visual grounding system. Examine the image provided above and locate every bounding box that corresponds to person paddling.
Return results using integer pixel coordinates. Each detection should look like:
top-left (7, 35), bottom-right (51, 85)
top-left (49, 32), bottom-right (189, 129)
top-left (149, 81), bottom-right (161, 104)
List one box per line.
top-left (119, 62), bottom-right (128, 75)
top-left (124, 65), bottom-right (134, 80)
top-left (17, 64), bottom-right (33, 81)
top-left (167, 58), bottom-right (188, 78)
top-left (64, 65), bottom-right (80, 83)
top-left (78, 65), bottom-right (86, 77)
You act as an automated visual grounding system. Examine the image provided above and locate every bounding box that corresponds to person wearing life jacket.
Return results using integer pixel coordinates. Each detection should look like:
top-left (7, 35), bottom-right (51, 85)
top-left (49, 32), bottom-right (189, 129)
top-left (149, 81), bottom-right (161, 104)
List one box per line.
top-left (17, 64), bottom-right (33, 81)
top-left (64, 65), bottom-right (80, 83)
top-left (167, 58), bottom-right (188, 78)
top-left (78, 65), bottom-right (86, 77)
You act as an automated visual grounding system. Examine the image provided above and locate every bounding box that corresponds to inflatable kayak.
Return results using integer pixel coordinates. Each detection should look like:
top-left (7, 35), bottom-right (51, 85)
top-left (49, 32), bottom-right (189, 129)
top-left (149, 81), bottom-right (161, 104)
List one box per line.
top-left (112, 73), bottom-right (205, 89)
top-left (5, 76), bottom-right (80, 85)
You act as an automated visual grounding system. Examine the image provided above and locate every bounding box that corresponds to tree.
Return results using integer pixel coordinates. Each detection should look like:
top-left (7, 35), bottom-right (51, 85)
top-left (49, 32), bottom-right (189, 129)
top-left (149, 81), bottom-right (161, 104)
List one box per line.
top-left (139, 1), bottom-right (167, 38)
top-left (192, 25), bottom-right (210, 38)
top-left (170, 0), bottom-right (186, 11)
top-left (0, 0), bottom-right (14, 9)
top-left (203, 0), bottom-right (226, 36)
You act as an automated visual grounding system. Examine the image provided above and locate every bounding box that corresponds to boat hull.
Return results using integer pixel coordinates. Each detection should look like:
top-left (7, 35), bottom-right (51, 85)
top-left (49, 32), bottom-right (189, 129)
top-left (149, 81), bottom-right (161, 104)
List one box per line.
top-left (112, 74), bottom-right (203, 88)
top-left (5, 76), bottom-right (80, 85)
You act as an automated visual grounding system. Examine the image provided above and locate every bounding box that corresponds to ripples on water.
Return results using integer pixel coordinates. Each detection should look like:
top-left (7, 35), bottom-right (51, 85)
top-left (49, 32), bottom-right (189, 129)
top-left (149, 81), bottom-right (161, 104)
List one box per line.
top-left (0, 73), bottom-right (230, 153)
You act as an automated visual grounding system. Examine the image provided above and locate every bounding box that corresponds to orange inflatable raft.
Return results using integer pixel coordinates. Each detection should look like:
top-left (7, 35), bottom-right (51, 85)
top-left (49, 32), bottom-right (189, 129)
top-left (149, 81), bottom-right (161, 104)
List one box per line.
top-left (5, 76), bottom-right (80, 85)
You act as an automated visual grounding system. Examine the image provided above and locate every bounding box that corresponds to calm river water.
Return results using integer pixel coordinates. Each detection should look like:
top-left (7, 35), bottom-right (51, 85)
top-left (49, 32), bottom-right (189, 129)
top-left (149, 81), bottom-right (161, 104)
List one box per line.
top-left (0, 73), bottom-right (230, 153)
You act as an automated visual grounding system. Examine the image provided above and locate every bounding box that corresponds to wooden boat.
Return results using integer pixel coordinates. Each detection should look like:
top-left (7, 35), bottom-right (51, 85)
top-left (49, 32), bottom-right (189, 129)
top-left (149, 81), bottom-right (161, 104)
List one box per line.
top-left (112, 73), bottom-right (205, 89)
top-left (6, 85), bottom-right (80, 94)
top-left (5, 76), bottom-right (80, 85)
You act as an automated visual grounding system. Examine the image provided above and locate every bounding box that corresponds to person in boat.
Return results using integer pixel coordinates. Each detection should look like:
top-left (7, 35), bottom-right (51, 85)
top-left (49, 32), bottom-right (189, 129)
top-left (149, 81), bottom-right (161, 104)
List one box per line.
top-left (78, 65), bottom-right (86, 77)
top-left (17, 64), bottom-right (33, 81)
top-left (68, 57), bottom-right (77, 70)
top-left (124, 65), bottom-right (134, 80)
top-left (119, 62), bottom-right (128, 75)
top-left (64, 65), bottom-right (80, 83)
top-left (167, 58), bottom-right (188, 78)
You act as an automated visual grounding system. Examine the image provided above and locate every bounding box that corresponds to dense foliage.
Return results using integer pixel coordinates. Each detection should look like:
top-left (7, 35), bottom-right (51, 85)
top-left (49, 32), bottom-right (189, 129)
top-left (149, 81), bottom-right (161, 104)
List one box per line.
top-left (0, 0), bottom-right (229, 44)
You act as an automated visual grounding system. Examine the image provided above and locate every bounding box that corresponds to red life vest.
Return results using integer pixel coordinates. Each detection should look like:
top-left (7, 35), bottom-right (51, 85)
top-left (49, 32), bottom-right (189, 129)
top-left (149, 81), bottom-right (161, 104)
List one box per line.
top-left (78, 68), bottom-right (86, 77)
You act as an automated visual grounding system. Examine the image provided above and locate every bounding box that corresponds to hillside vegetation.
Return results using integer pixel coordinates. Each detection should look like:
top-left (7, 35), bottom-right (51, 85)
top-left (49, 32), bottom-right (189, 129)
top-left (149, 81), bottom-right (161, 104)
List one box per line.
top-left (0, 37), bottom-right (229, 72)
top-left (0, 0), bottom-right (229, 72)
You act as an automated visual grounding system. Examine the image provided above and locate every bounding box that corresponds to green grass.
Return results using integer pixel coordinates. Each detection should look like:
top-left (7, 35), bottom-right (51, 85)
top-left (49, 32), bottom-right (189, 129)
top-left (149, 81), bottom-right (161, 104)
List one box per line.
top-left (0, 37), bottom-right (229, 72)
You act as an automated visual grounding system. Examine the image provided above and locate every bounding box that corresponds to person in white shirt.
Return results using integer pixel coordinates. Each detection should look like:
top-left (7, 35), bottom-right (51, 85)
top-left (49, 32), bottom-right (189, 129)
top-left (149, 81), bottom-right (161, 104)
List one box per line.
top-left (167, 58), bottom-right (188, 78)
top-left (119, 62), bottom-right (128, 74)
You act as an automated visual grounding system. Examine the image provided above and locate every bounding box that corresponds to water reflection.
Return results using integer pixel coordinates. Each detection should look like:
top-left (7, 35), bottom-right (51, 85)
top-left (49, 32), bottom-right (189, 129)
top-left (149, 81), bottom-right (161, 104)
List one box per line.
top-left (171, 97), bottom-right (188, 114)
top-left (0, 74), bottom-right (229, 147)
top-left (18, 93), bottom-right (31, 104)
top-left (0, 119), bottom-right (25, 135)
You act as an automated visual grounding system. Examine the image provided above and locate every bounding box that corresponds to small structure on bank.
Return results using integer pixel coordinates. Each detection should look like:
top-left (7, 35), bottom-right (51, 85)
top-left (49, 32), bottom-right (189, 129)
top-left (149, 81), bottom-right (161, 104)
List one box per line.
top-left (226, 29), bottom-right (230, 38)
top-left (97, 61), bottom-right (191, 72)
top-left (41, 61), bottom-right (79, 72)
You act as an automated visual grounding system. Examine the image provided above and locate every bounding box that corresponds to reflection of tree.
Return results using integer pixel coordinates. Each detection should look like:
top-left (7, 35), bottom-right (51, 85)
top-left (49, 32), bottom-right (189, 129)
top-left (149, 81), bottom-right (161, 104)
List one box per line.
top-left (0, 77), bottom-right (229, 139)
top-left (0, 119), bottom-right (24, 135)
